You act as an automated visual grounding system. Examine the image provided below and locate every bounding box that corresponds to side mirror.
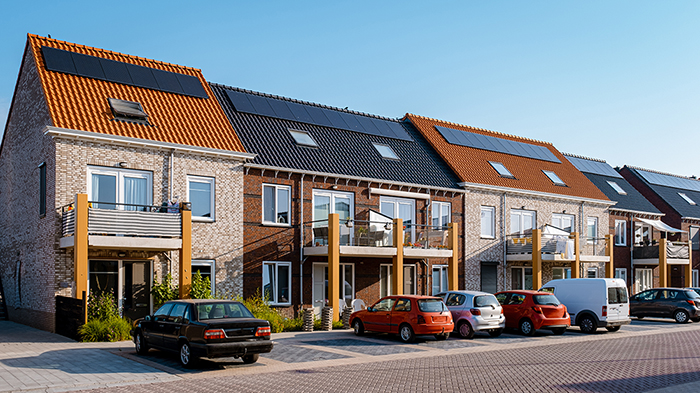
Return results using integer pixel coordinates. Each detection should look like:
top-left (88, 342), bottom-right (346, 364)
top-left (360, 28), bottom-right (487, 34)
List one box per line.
top-left (182, 318), bottom-right (190, 324)
top-left (144, 315), bottom-right (151, 322)
top-left (367, 306), bottom-right (374, 312)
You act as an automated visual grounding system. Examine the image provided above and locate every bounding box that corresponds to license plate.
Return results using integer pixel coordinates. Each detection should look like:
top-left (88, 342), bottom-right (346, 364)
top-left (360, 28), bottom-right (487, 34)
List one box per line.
top-left (433, 316), bottom-right (446, 323)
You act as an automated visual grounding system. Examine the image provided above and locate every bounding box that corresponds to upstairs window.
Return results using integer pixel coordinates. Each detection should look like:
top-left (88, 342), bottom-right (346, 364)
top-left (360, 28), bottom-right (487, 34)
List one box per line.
top-left (615, 220), bottom-right (627, 246)
top-left (88, 166), bottom-right (152, 211)
top-left (188, 175), bottom-right (215, 221)
top-left (432, 201), bottom-right (451, 229)
top-left (372, 143), bottom-right (399, 160)
top-left (543, 170), bottom-right (566, 186)
top-left (263, 184), bottom-right (291, 225)
top-left (108, 98), bottom-right (148, 124)
top-left (481, 206), bottom-right (495, 238)
top-left (679, 192), bottom-right (697, 205)
top-left (289, 129), bottom-right (318, 147)
top-left (552, 213), bottom-right (575, 233)
top-left (489, 161), bottom-right (514, 178)
top-left (607, 181), bottom-right (627, 195)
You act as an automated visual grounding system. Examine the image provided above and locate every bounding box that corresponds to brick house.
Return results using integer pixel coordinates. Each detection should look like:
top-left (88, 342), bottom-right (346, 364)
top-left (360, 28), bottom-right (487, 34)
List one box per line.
top-left (564, 154), bottom-right (666, 293)
top-left (208, 84), bottom-right (465, 319)
top-left (404, 114), bottom-right (615, 292)
top-left (0, 35), bottom-right (254, 331)
top-left (619, 166), bottom-right (699, 289)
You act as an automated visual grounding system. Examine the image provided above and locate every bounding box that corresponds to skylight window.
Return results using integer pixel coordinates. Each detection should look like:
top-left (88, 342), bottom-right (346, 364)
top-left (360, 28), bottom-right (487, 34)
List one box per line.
top-left (679, 192), bottom-right (697, 205)
top-left (543, 170), bottom-right (566, 186)
top-left (489, 161), bottom-right (514, 178)
top-left (607, 181), bottom-right (627, 195)
top-left (108, 98), bottom-right (148, 123)
top-left (289, 129), bottom-right (318, 147)
top-left (372, 143), bottom-right (399, 160)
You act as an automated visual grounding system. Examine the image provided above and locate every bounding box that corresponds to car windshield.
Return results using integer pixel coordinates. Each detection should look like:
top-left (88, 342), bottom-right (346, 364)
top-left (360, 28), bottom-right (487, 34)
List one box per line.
top-left (533, 294), bottom-right (561, 306)
top-left (197, 302), bottom-right (254, 320)
top-left (418, 299), bottom-right (446, 313)
top-left (684, 290), bottom-right (700, 300)
top-left (608, 287), bottom-right (629, 304)
top-left (474, 295), bottom-right (499, 308)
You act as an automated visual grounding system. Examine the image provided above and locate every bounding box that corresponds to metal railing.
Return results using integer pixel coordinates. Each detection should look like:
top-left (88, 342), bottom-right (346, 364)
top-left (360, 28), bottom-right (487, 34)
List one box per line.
top-left (632, 241), bottom-right (690, 260)
top-left (580, 236), bottom-right (609, 257)
top-left (61, 201), bottom-right (182, 238)
top-left (304, 220), bottom-right (451, 250)
top-left (403, 223), bottom-right (450, 250)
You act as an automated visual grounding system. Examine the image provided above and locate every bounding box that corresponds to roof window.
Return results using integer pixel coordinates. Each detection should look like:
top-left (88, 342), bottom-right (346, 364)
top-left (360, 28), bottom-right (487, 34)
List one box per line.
top-left (607, 181), bottom-right (627, 195)
top-left (543, 170), bottom-right (566, 186)
top-left (489, 161), bottom-right (515, 178)
top-left (679, 192), bottom-right (697, 205)
top-left (289, 129), bottom-right (318, 147)
top-left (372, 143), bottom-right (399, 160)
top-left (108, 98), bottom-right (149, 124)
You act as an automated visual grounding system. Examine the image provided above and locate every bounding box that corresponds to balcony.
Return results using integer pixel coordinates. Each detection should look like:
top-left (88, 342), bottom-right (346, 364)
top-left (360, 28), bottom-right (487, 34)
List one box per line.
top-left (633, 241), bottom-right (690, 266)
top-left (59, 200), bottom-right (184, 251)
top-left (506, 231), bottom-right (611, 263)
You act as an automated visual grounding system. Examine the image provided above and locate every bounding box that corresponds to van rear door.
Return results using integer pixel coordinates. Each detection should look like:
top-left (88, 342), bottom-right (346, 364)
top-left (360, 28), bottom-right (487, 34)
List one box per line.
top-left (607, 286), bottom-right (629, 322)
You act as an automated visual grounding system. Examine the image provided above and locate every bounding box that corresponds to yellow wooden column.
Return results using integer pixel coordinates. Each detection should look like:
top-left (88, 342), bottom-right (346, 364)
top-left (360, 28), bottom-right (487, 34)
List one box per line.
top-left (392, 218), bottom-right (404, 296)
top-left (328, 214), bottom-right (340, 321)
top-left (532, 229), bottom-right (542, 290)
top-left (659, 238), bottom-right (668, 287)
top-left (74, 194), bottom-right (89, 323)
top-left (605, 234), bottom-right (615, 278)
top-left (685, 241), bottom-right (693, 287)
top-left (570, 232), bottom-right (580, 279)
top-left (448, 222), bottom-right (459, 290)
top-left (179, 203), bottom-right (192, 299)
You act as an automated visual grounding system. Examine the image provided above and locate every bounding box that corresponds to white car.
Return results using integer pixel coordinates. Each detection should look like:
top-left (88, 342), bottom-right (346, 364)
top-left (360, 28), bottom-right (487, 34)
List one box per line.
top-left (435, 290), bottom-right (505, 338)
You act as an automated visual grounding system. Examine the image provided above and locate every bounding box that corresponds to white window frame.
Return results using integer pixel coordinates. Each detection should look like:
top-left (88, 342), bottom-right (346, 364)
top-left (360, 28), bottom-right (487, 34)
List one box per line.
top-left (552, 267), bottom-right (571, 280)
top-left (690, 226), bottom-right (700, 251)
top-left (552, 213), bottom-right (575, 233)
top-left (481, 206), bottom-right (496, 239)
top-left (615, 220), bottom-right (627, 246)
top-left (510, 209), bottom-right (536, 237)
top-left (380, 196), bottom-right (416, 243)
top-left (192, 260), bottom-right (215, 295)
top-left (679, 192), bottom-right (697, 205)
top-left (262, 184), bottom-right (292, 226)
top-left (587, 267), bottom-right (598, 278)
top-left (543, 170), bottom-right (566, 186)
top-left (289, 129), bottom-right (318, 147)
top-left (511, 266), bottom-right (533, 290)
top-left (693, 269), bottom-right (699, 287)
top-left (187, 175), bottom-right (215, 222)
top-left (87, 166), bottom-right (153, 210)
top-left (635, 268), bottom-right (653, 293)
top-left (262, 261), bottom-right (292, 306)
top-left (432, 265), bottom-right (449, 295)
top-left (615, 268), bottom-right (627, 285)
top-left (432, 201), bottom-right (452, 228)
top-left (312, 189), bottom-right (355, 245)
top-left (607, 181), bottom-right (627, 195)
top-left (372, 143), bottom-right (400, 160)
top-left (380, 263), bottom-right (417, 296)
top-left (489, 161), bottom-right (514, 178)
top-left (587, 217), bottom-right (598, 244)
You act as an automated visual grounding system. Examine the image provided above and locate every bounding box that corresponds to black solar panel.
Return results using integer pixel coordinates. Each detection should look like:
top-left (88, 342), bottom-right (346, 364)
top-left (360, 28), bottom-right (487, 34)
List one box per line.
top-left (225, 90), bottom-right (255, 113)
top-left (40, 46), bottom-right (208, 99)
top-left (435, 125), bottom-right (561, 163)
top-left (267, 97), bottom-right (295, 120)
top-left (247, 94), bottom-right (277, 118)
top-left (305, 106), bottom-right (333, 128)
top-left (287, 102), bottom-right (314, 124)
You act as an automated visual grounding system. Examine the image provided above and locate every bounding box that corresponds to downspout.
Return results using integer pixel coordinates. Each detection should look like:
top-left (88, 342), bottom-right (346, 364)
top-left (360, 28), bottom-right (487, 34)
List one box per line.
top-left (299, 174), bottom-right (305, 307)
top-left (502, 192), bottom-right (507, 291)
top-left (169, 149), bottom-right (174, 201)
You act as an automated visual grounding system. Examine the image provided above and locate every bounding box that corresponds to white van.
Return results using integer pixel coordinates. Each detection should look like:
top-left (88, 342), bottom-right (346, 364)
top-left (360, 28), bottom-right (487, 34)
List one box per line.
top-left (540, 278), bottom-right (631, 333)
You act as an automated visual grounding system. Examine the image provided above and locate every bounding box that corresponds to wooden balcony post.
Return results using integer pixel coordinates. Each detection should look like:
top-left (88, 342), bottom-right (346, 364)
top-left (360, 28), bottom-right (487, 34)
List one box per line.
top-left (532, 229), bottom-right (542, 290)
top-left (685, 241), bottom-right (693, 287)
top-left (179, 203), bottom-right (192, 299)
top-left (448, 222), bottom-right (459, 291)
top-left (659, 238), bottom-right (668, 287)
top-left (571, 232), bottom-right (580, 279)
top-left (392, 218), bottom-right (404, 296)
top-left (605, 234), bottom-right (614, 278)
top-left (328, 214), bottom-right (340, 321)
top-left (74, 194), bottom-right (89, 323)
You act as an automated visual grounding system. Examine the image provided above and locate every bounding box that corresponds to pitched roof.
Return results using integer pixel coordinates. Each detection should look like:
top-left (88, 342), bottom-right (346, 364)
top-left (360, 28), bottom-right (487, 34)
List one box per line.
top-left (26, 34), bottom-right (246, 152)
top-left (624, 166), bottom-right (700, 219)
top-left (404, 114), bottom-right (610, 201)
top-left (565, 154), bottom-right (661, 215)
top-left (210, 84), bottom-right (462, 189)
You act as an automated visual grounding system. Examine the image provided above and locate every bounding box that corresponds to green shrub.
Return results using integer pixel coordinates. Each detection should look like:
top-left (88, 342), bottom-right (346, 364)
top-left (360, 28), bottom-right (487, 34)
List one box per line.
top-left (332, 320), bottom-right (345, 329)
top-left (151, 273), bottom-right (178, 308)
top-left (237, 291), bottom-right (285, 333)
top-left (79, 317), bottom-right (131, 342)
top-left (282, 314), bottom-right (305, 331)
top-left (190, 271), bottom-right (212, 299)
top-left (87, 291), bottom-right (119, 322)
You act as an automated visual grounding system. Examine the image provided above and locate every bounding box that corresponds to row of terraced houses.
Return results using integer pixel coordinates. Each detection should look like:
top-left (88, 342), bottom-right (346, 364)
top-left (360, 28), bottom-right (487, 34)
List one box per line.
top-left (1, 35), bottom-right (699, 332)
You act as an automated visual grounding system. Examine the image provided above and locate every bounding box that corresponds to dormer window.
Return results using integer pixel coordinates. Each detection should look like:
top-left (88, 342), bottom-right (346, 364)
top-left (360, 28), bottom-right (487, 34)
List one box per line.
top-left (108, 98), bottom-right (148, 124)
top-left (372, 143), bottom-right (399, 160)
top-left (289, 129), bottom-right (318, 147)
top-left (543, 170), bottom-right (566, 186)
top-left (489, 161), bottom-right (514, 178)
top-left (607, 181), bottom-right (627, 195)
top-left (679, 192), bottom-right (697, 205)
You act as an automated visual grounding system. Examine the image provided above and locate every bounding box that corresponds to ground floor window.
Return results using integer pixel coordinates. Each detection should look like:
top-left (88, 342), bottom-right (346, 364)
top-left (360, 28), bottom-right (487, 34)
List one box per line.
top-left (587, 268), bottom-right (598, 278)
top-left (635, 268), bottom-right (653, 293)
top-left (380, 264), bottom-right (417, 297)
top-left (511, 267), bottom-right (532, 290)
top-left (89, 260), bottom-right (118, 299)
top-left (432, 265), bottom-right (449, 295)
top-left (552, 267), bottom-right (571, 280)
top-left (615, 268), bottom-right (627, 284)
top-left (263, 261), bottom-right (291, 305)
top-left (88, 259), bottom-right (151, 320)
top-left (192, 260), bottom-right (215, 295)
top-left (693, 269), bottom-right (699, 287)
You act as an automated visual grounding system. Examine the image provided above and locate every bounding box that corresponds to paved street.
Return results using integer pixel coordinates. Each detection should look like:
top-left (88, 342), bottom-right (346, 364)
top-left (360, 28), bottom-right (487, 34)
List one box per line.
top-left (2, 319), bottom-right (700, 392)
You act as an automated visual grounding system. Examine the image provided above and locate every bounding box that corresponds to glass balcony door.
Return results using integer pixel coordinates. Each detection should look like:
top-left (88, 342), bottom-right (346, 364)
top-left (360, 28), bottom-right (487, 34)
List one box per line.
top-left (88, 166), bottom-right (152, 211)
top-left (312, 190), bottom-right (354, 245)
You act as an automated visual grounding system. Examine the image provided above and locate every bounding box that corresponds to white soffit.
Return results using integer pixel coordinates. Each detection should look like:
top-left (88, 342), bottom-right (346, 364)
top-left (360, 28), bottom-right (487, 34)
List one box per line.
top-left (369, 187), bottom-right (431, 200)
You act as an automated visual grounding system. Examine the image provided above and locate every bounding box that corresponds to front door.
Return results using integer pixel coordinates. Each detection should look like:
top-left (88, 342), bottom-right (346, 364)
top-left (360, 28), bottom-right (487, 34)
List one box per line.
top-left (312, 262), bottom-right (355, 315)
top-left (123, 261), bottom-right (151, 321)
top-left (635, 268), bottom-right (653, 293)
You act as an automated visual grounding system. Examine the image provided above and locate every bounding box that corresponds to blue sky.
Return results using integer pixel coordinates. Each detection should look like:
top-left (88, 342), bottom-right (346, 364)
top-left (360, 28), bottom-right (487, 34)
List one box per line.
top-left (1, 1), bottom-right (698, 176)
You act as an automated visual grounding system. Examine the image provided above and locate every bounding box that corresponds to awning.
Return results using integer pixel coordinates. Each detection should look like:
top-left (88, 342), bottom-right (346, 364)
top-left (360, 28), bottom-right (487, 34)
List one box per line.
top-left (541, 224), bottom-right (570, 236)
top-left (635, 217), bottom-right (686, 233)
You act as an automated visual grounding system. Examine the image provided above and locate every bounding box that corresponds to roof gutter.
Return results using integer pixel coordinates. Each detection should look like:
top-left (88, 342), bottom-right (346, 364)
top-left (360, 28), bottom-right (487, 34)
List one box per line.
top-left (44, 126), bottom-right (257, 160)
top-left (458, 181), bottom-right (615, 206)
top-left (681, 216), bottom-right (700, 222)
top-left (611, 207), bottom-right (664, 217)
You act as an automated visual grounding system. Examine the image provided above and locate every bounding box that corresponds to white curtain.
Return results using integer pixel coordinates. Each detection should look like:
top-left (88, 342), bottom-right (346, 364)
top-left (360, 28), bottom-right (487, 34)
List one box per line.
top-left (125, 177), bottom-right (148, 211)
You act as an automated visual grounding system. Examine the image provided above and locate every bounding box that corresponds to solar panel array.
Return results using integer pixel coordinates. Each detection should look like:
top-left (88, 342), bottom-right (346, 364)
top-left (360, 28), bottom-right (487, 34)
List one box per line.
top-left (637, 169), bottom-right (700, 192)
top-left (224, 89), bottom-right (412, 141)
top-left (565, 155), bottom-right (622, 178)
top-left (434, 125), bottom-right (561, 163)
top-left (41, 46), bottom-right (208, 99)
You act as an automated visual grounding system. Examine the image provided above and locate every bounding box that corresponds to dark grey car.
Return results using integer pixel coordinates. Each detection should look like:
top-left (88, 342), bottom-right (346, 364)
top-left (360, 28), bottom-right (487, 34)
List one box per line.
top-left (629, 288), bottom-right (700, 323)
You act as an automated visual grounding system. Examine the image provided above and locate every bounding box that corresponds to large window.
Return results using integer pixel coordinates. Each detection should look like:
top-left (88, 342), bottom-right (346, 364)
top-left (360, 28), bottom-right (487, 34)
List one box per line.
top-left (263, 261), bottom-right (291, 305)
top-left (553, 267), bottom-right (571, 280)
top-left (381, 196), bottom-right (415, 244)
top-left (262, 184), bottom-right (291, 225)
top-left (88, 166), bottom-right (152, 211)
top-left (39, 163), bottom-right (46, 216)
top-left (615, 268), bottom-right (627, 284)
top-left (511, 209), bottom-right (536, 237)
top-left (432, 201), bottom-right (451, 228)
top-left (88, 260), bottom-right (118, 299)
top-left (313, 190), bottom-right (353, 245)
top-left (691, 226), bottom-right (700, 251)
top-left (512, 267), bottom-right (533, 290)
top-left (587, 217), bottom-right (598, 244)
top-left (481, 206), bottom-right (495, 238)
top-left (192, 260), bottom-right (215, 295)
top-left (552, 213), bottom-right (575, 233)
top-left (615, 220), bottom-right (627, 246)
top-left (187, 176), bottom-right (215, 220)
top-left (432, 265), bottom-right (449, 295)
top-left (380, 264), bottom-right (416, 297)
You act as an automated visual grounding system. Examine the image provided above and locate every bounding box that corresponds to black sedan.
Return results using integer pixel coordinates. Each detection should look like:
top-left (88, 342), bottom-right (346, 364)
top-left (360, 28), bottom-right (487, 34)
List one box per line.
top-left (131, 299), bottom-right (274, 367)
top-left (629, 288), bottom-right (700, 323)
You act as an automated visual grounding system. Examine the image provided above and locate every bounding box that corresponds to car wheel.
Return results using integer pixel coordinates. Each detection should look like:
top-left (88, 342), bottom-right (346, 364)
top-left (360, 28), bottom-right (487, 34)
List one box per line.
top-left (519, 319), bottom-right (535, 336)
top-left (399, 324), bottom-right (415, 343)
top-left (488, 328), bottom-right (503, 338)
top-left (242, 353), bottom-right (259, 364)
top-left (579, 315), bottom-right (596, 334)
top-left (135, 332), bottom-right (149, 355)
top-left (674, 310), bottom-right (690, 324)
top-left (352, 319), bottom-right (364, 336)
top-left (635, 315), bottom-right (644, 320)
top-left (457, 320), bottom-right (475, 339)
top-left (551, 327), bottom-right (566, 335)
top-left (434, 333), bottom-right (448, 341)
top-left (606, 326), bottom-right (621, 332)
top-left (179, 342), bottom-right (196, 368)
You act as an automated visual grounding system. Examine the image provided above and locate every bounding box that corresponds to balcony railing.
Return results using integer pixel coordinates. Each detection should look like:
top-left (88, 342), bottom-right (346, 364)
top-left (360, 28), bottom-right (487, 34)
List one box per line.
top-left (633, 241), bottom-right (690, 260)
top-left (580, 237), bottom-right (609, 257)
top-left (61, 202), bottom-right (182, 238)
top-left (404, 224), bottom-right (450, 250)
top-left (304, 220), bottom-right (450, 250)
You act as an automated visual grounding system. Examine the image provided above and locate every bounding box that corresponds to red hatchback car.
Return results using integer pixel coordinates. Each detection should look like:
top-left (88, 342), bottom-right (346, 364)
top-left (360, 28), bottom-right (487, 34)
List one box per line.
top-left (494, 290), bottom-right (570, 336)
top-left (350, 295), bottom-right (454, 343)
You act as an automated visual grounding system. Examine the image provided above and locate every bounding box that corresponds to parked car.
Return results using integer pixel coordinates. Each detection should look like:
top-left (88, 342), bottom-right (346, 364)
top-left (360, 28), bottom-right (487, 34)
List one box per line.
top-left (434, 290), bottom-right (505, 338)
top-left (540, 278), bottom-right (631, 333)
top-left (688, 288), bottom-right (700, 297)
top-left (494, 290), bottom-right (570, 336)
top-left (131, 299), bottom-right (274, 367)
top-left (349, 295), bottom-right (454, 343)
top-left (629, 288), bottom-right (700, 323)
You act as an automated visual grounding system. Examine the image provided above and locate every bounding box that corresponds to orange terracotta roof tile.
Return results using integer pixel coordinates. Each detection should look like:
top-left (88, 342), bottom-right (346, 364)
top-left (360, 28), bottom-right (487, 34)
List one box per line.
top-left (405, 113), bottom-right (609, 201)
top-left (27, 34), bottom-right (246, 153)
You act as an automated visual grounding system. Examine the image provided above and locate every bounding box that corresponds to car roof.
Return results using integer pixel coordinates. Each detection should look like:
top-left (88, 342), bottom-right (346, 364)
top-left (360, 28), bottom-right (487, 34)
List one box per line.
top-left (496, 290), bottom-right (548, 295)
top-left (443, 290), bottom-right (495, 296)
top-left (382, 295), bottom-right (442, 300)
